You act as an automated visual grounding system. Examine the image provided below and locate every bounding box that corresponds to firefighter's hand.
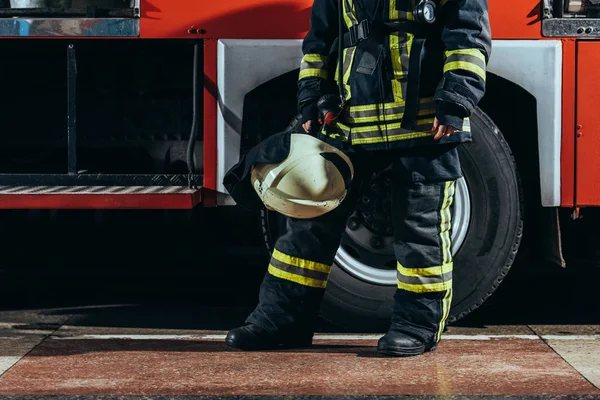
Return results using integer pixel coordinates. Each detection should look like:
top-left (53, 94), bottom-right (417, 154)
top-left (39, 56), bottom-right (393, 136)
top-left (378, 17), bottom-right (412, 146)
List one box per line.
top-left (433, 117), bottom-right (457, 140)
top-left (303, 120), bottom-right (313, 133)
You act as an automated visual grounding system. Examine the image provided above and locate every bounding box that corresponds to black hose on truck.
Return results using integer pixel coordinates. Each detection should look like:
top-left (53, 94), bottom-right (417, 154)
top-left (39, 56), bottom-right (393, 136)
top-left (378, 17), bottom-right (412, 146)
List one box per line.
top-left (186, 42), bottom-right (200, 188)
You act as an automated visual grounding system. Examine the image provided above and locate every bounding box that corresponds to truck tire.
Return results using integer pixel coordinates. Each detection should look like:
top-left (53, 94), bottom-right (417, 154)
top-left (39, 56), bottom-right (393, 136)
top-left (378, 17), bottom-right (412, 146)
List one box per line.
top-left (260, 107), bottom-right (523, 332)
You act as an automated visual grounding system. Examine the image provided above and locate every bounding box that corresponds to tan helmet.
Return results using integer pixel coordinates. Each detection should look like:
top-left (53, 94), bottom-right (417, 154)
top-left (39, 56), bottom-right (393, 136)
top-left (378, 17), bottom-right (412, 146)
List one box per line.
top-left (251, 133), bottom-right (354, 219)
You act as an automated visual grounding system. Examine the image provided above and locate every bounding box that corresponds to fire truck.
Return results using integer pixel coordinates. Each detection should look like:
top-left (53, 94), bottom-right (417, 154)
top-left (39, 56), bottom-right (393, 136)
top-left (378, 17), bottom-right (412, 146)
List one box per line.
top-left (0, 0), bottom-right (594, 330)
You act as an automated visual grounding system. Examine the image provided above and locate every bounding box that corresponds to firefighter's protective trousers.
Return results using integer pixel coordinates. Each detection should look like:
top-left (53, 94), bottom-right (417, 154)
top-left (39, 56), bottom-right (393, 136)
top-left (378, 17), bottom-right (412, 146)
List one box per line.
top-left (246, 143), bottom-right (461, 341)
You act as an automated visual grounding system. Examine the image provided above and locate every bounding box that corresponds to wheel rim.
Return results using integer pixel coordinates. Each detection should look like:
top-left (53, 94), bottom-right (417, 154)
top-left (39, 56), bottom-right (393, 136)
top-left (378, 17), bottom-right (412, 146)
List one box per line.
top-left (334, 177), bottom-right (471, 286)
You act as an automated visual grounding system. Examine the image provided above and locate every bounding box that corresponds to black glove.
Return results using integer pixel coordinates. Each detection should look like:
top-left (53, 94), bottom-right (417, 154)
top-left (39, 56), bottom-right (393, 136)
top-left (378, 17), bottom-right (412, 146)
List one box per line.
top-left (435, 101), bottom-right (468, 131)
top-left (299, 101), bottom-right (320, 134)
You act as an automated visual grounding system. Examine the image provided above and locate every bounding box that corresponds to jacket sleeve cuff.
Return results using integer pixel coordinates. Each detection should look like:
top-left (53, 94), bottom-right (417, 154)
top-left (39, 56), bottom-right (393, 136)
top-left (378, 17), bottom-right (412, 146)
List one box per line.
top-left (436, 101), bottom-right (467, 131)
top-left (300, 101), bottom-right (319, 124)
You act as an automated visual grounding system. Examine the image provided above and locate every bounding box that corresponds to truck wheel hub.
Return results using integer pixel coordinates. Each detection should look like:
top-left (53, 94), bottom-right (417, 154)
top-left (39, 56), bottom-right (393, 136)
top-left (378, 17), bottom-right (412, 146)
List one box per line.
top-left (336, 176), bottom-right (471, 286)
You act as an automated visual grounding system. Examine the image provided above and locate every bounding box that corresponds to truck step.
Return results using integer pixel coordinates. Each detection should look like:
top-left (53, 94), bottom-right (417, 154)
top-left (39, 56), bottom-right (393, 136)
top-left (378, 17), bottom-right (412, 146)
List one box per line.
top-left (0, 186), bottom-right (202, 209)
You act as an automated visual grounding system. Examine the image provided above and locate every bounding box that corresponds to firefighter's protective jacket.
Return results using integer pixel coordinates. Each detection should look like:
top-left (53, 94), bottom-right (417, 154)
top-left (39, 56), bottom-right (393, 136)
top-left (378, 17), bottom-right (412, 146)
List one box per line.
top-left (298, 0), bottom-right (492, 150)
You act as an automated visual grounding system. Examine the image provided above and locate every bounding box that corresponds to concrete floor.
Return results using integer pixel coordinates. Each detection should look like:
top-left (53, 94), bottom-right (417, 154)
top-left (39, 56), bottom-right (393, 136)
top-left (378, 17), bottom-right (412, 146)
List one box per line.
top-left (0, 307), bottom-right (598, 397)
top-left (0, 209), bottom-right (599, 398)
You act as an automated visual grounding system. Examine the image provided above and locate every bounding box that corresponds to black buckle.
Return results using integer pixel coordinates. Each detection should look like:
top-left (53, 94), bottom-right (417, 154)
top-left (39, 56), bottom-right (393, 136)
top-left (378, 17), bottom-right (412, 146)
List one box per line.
top-left (349, 19), bottom-right (371, 46)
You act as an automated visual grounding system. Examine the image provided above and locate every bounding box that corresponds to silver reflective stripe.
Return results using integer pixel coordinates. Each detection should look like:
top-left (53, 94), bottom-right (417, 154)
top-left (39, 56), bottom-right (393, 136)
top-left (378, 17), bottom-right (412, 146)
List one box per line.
top-left (301, 60), bottom-right (326, 72)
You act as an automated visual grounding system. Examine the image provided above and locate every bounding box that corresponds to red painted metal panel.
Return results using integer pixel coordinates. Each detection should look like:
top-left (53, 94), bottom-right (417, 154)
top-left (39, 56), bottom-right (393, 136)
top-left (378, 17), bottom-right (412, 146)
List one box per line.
top-left (203, 39), bottom-right (218, 207)
top-left (488, 0), bottom-right (542, 39)
top-left (140, 0), bottom-right (541, 40)
top-left (0, 192), bottom-right (201, 209)
top-left (140, 0), bottom-right (312, 39)
top-left (561, 40), bottom-right (576, 207)
top-left (575, 41), bottom-right (600, 206)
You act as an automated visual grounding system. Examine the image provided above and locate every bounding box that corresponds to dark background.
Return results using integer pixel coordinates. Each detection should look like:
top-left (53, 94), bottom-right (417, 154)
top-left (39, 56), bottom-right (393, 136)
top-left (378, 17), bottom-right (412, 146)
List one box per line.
top-left (0, 206), bottom-right (598, 332)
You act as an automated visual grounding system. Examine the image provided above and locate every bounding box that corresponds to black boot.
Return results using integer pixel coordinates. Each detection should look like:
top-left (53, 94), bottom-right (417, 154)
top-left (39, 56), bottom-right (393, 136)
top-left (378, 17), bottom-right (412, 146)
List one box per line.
top-left (225, 323), bottom-right (313, 351)
top-left (225, 267), bottom-right (326, 351)
top-left (377, 328), bottom-right (438, 357)
top-left (377, 289), bottom-right (451, 357)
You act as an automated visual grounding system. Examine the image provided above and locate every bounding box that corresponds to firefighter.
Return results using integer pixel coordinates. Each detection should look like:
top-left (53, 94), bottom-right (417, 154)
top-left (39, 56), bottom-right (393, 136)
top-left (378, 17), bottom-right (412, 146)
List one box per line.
top-left (223, 0), bottom-right (491, 356)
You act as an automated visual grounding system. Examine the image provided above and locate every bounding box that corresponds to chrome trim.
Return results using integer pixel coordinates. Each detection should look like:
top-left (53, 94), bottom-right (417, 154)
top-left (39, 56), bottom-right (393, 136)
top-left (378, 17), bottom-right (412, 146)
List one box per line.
top-left (133, 0), bottom-right (140, 17)
top-left (0, 18), bottom-right (139, 36)
top-left (542, 18), bottom-right (600, 37)
top-left (565, 0), bottom-right (586, 14)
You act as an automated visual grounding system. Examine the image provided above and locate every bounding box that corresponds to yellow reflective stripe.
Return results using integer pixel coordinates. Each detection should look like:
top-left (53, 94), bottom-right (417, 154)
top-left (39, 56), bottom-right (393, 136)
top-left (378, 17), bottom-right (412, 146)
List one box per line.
top-left (389, 0), bottom-right (398, 20)
top-left (350, 102), bottom-right (401, 112)
top-left (300, 53), bottom-right (328, 81)
top-left (349, 97), bottom-right (434, 113)
top-left (334, 51), bottom-right (341, 82)
top-left (303, 54), bottom-right (328, 63)
top-left (299, 69), bottom-right (328, 80)
top-left (300, 54), bottom-right (328, 71)
top-left (390, 44), bottom-right (403, 102)
top-left (445, 48), bottom-right (486, 63)
top-left (268, 265), bottom-right (328, 289)
top-left (343, 48), bottom-right (356, 82)
top-left (397, 279), bottom-right (453, 293)
top-left (272, 249), bottom-right (332, 273)
top-left (351, 113), bottom-right (403, 124)
top-left (447, 182), bottom-right (456, 263)
top-left (343, 47), bottom-right (356, 100)
top-left (348, 108), bottom-right (434, 124)
top-left (342, 0), bottom-right (357, 92)
top-left (350, 119), bottom-right (434, 134)
top-left (461, 118), bottom-right (471, 132)
top-left (440, 0), bottom-right (449, 6)
top-left (352, 130), bottom-right (434, 145)
top-left (440, 182), bottom-right (450, 265)
top-left (390, 54), bottom-right (404, 83)
top-left (436, 289), bottom-right (453, 341)
top-left (440, 181), bottom-right (455, 265)
top-left (444, 61), bottom-right (486, 81)
top-left (335, 47), bottom-right (357, 100)
top-left (342, 0), bottom-right (357, 29)
top-left (397, 262), bottom-right (453, 278)
top-left (338, 122), bottom-right (350, 132)
top-left (388, 0), bottom-right (404, 103)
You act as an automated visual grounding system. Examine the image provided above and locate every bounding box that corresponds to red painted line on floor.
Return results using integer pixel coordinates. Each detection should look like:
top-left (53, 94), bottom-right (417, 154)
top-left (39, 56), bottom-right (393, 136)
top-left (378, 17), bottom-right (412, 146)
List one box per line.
top-left (0, 338), bottom-right (597, 396)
